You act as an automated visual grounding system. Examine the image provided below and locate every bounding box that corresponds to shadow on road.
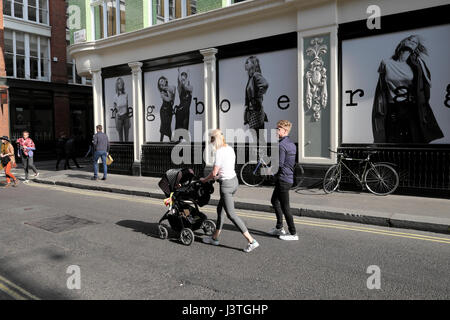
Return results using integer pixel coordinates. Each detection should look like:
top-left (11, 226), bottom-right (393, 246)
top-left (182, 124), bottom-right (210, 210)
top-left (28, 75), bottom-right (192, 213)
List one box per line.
top-left (116, 220), bottom-right (248, 252)
top-left (116, 220), bottom-right (160, 239)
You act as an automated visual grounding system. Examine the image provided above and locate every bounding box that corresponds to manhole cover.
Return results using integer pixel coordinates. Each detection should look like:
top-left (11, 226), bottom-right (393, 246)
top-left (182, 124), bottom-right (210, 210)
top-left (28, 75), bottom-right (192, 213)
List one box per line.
top-left (24, 215), bottom-right (98, 233)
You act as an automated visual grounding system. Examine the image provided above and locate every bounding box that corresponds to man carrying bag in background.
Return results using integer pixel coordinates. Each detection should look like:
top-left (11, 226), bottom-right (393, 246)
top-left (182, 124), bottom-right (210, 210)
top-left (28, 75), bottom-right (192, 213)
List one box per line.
top-left (92, 125), bottom-right (110, 181)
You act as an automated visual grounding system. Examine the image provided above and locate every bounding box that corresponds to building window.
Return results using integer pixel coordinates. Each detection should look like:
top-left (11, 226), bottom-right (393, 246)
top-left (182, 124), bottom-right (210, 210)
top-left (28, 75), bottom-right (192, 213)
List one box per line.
top-left (38, 0), bottom-right (49, 24)
top-left (156, 0), bottom-right (163, 19)
top-left (4, 30), bottom-right (15, 77)
top-left (28, 0), bottom-right (37, 22)
top-left (3, 0), bottom-right (49, 24)
top-left (67, 41), bottom-right (91, 86)
top-left (4, 29), bottom-right (50, 81)
top-left (15, 32), bottom-right (25, 78)
top-left (30, 34), bottom-right (39, 79)
top-left (92, 0), bottom-right (126, 39)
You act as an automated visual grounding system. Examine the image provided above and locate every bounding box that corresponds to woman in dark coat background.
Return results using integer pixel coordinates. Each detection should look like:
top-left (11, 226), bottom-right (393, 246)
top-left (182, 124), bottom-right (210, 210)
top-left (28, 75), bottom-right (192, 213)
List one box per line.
top-left (174, 68), bottom-right (193, 141)
top-left (372, 35), bottom-right (444, 144)
top-left (158, 76), bottom-right (176, 142)
top-left (244, 56), bottom-right (269, 144)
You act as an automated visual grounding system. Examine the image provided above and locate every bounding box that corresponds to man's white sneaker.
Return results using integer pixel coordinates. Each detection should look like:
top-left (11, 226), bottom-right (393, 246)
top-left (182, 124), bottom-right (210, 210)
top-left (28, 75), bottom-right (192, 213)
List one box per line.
top-left (268, 227), bottom-right (287, 236)
top-left (279, 234), bottom-right (299, 241)
top-left (244, 240), bottom-right (259, 253)
top-left (34, 172), bottom-right (40, 178)
top-left (23, 180), bottom-right (30, 184)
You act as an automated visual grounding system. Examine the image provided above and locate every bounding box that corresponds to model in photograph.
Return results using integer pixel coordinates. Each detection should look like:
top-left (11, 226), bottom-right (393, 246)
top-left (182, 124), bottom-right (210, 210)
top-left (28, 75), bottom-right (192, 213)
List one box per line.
top-left (158, 76), bottom-right (176, 142)
top-left (174, 68), bottom-right (193, 141)
top-left (244, 56), bottom-right (269, 144)
top-left (114, 77), bottom-right (131, 142)
top-left (372, 35), bottom-right (443, 143)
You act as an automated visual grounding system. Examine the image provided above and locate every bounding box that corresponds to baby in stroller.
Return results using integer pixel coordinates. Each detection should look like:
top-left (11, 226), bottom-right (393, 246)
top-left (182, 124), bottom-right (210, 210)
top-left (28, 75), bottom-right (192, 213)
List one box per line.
top-left (158, 168), bottom-right (216, 245)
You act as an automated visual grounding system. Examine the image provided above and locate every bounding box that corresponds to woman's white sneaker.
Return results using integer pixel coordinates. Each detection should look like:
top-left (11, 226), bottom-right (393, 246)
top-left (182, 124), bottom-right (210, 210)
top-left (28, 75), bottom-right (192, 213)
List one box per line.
top-left (244, 240), bottom-right (259, 253)
top-left (202, 236), bottom-right (219, 246)
top-left (279, 234), bottom-right (299, 241)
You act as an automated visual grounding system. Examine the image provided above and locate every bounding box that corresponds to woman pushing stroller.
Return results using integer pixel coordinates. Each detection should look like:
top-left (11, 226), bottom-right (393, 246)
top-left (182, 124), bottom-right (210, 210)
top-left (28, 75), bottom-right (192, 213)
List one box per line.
top-left (200, 129), bottom-right (259, 253)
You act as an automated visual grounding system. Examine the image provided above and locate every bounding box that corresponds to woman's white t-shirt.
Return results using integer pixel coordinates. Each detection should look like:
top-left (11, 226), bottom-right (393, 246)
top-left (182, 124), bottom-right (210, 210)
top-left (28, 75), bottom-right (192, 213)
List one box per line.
top-left (214, 145), bottom-right (236, 180)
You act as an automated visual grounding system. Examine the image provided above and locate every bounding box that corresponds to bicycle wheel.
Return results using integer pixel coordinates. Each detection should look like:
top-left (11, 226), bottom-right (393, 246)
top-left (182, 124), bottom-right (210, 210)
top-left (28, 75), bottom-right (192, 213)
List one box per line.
top-left (364, 163), bottom-right (399, 196)
top-left (323, 164), bottom-right (341, 194)
top-left (240, 162), bottom-right (265, 187)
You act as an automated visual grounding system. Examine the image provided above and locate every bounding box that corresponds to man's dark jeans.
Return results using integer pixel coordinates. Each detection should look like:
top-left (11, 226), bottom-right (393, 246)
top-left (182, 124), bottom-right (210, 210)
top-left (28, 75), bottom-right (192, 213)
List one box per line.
top-left (271, 179), bottom-right (296, 235)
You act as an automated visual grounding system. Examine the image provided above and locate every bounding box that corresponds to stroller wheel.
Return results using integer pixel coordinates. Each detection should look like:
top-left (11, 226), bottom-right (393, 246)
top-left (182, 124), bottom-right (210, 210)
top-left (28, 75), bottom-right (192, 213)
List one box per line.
top-left (180, 228), bottom-right (195, 246)
top-left (202, 219), bottom-right (216, 236)
top-left (159, 225), bottom-right (169, 239)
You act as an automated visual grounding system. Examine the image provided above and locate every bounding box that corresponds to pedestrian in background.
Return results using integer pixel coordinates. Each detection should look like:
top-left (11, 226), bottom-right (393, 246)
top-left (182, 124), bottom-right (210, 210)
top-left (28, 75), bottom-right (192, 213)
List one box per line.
top-left (64, 135), bottom-right (82, 170)
top-left (201, 129), bottom-right (259, 253)
top-left (16, 131), bottom-right (39, 184)
top-left (55, 132), bottom-right (67, 171)
top-left (1, 136), bottom-right (18, 187)
top-left (268, 120), bottom-right (298, 241)
top-left (92, 125), bottom-right (110, 181)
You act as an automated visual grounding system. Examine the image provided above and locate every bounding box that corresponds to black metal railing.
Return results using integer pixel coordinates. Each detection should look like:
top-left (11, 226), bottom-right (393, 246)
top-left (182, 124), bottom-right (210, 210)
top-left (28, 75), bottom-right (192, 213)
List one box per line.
top-left (338, 147), bottom-right (450, 195)
top-left (108, 143), bottom-right (134, 175)
top-left (141, 143), bottom-right (205, 177)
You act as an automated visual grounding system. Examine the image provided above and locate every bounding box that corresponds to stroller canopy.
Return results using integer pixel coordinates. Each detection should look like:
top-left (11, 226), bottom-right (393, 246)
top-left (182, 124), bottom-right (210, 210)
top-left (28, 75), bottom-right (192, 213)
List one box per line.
top-left (158, 168), bottom-right (195, 197)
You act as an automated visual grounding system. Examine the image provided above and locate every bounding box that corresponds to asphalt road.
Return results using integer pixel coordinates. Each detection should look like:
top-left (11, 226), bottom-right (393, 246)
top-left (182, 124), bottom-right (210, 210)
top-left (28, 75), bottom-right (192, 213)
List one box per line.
top-left (0, 182), bottom-right (449, 300)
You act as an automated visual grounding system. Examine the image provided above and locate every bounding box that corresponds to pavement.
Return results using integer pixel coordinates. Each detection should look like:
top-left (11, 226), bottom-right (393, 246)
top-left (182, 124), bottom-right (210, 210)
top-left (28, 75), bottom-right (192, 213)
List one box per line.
top-left (3, 159), bottom-right (450, 235)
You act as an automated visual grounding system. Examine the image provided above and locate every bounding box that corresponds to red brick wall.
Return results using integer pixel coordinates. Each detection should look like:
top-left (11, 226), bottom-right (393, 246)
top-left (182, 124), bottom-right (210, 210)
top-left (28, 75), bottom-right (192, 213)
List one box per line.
top-left (50, 1), bottom-right (70, 137)
top-left (50, 0), bottom-right (68, 84)
top-left (0, 2), bottom-right (10, 137)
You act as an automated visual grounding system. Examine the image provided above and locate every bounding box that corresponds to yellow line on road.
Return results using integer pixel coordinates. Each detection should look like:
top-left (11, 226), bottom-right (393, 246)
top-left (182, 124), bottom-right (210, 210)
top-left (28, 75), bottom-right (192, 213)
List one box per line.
top-left (0, 282), bottom-right (26, 300)
top-left (28, 182), bottom-right (450, 245)
top-left (0, 275), bottom-right (40, 300)
top-left (221, 210), bottom-right (450, 242)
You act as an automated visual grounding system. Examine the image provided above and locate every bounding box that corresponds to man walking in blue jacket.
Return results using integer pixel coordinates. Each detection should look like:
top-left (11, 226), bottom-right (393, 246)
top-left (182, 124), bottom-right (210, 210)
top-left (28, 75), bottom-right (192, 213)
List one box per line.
top-left (268, 120), bottom-right (298, 240)
top-left (92, 125), bottom-right (110, 181)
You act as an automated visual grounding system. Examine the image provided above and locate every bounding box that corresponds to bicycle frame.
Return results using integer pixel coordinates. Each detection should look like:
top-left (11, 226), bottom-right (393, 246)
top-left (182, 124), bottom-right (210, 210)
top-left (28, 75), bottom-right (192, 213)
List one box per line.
top-left (252, 158), bottom-right (273, 176)
top-left (336, 155), bottom-right (378, 186)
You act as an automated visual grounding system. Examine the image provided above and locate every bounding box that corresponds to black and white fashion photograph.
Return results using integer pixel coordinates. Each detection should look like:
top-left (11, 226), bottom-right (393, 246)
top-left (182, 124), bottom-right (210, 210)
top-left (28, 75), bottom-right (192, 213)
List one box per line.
top-left (342, 24), bottom-right (450, 144)
top-left (244, 56), bottom-right (269, 142)
top-left (219, 49), bottom-right (299, 143)
top-left (144, 64), bottom-right (204, 142)
top-left (104, 75), bottom-right (134, 142)
top-left (175, 68), bottom-right (194, 138)
top-left (157, 76), bottom-right (176, 142)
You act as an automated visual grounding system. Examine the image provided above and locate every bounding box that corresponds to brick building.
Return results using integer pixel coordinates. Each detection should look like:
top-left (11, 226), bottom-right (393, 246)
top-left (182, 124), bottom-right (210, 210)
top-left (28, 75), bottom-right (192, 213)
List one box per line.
top-left (0, 0), bottom-right (93, 158)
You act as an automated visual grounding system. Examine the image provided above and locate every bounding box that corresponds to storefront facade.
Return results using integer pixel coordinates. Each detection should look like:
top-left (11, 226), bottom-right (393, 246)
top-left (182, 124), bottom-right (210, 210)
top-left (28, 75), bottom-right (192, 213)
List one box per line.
top-left (69, 0), bottom-right (450, 195)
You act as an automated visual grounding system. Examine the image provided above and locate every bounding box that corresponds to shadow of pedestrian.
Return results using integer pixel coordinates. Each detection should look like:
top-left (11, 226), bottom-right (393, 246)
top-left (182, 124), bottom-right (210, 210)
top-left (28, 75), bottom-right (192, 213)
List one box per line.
top-left (219, 223), bottom-right (275, 239)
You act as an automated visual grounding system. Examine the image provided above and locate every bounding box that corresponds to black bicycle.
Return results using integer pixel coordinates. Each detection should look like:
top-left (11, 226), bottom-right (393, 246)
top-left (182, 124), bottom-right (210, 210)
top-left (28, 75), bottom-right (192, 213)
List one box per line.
top-left (240, 155), bottom-right (304, 189)
top-left (323, 149), bottom-right (399, 196)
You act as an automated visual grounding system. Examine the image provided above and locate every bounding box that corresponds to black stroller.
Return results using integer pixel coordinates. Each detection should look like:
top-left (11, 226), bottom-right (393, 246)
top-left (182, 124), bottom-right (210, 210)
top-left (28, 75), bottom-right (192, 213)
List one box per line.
top-left (158, 168), bottom-right (216, 246)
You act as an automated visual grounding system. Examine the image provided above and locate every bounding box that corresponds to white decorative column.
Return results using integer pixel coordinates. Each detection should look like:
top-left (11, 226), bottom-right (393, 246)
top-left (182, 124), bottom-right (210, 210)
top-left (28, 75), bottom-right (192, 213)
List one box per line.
top-left (128, 62), bottom-right (144, 176)
top-left (200, 48), bottom-right (218, 171)
top-left (90, 68), bottom-right (104, 133)
top-left (297, 2), bottom-right (338, 166)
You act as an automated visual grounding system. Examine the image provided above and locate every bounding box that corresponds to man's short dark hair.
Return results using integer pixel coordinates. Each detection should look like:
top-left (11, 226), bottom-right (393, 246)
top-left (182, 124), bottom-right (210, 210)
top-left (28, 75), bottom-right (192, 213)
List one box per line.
top-left (96, 125), bottom-right (103, 131)
top-left (23, 130), bottom-right (29, 134)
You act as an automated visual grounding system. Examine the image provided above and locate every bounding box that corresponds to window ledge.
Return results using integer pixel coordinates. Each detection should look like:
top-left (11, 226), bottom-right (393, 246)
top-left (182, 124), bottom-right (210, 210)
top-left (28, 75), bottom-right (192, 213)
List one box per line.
top-left (3, 16), bottom-right (51, 37)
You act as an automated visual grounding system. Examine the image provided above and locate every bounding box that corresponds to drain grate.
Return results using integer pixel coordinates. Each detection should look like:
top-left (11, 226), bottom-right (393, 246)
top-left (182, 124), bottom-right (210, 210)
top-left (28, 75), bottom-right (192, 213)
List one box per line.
top-left (24, 215), bottom-right (98, 233)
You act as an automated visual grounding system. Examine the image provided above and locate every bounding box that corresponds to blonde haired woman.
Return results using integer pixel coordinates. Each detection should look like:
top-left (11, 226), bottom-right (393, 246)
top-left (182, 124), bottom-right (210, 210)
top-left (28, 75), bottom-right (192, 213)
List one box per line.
top-left (201, 129), bottom-right (259, 253)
